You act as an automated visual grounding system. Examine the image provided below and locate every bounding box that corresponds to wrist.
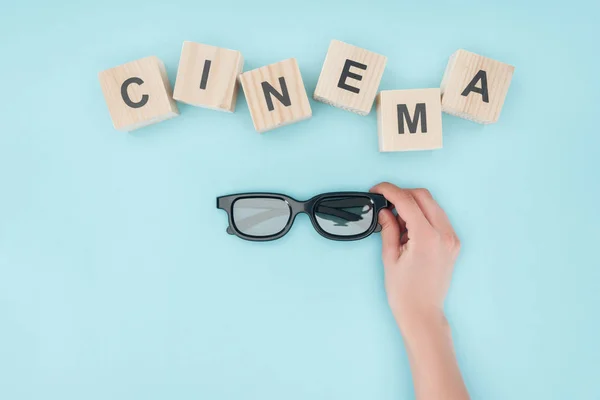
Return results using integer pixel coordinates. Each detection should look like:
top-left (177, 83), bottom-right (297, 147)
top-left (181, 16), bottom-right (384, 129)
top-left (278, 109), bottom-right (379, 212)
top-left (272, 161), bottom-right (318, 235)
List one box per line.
top-left (393, 305), bottom-right (448, 342)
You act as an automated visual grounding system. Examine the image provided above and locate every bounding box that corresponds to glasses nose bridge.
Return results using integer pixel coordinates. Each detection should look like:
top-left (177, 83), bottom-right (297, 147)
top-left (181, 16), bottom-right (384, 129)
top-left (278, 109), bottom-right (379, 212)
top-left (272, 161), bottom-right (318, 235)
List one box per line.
top-left (287, 198), bottom-right (310, 215)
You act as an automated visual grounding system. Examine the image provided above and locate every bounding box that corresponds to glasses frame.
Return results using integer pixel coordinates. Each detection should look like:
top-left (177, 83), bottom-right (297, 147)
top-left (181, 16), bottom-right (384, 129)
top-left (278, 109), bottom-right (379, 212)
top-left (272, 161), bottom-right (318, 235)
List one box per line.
top-left (216, 192), bottom-right (389, 242)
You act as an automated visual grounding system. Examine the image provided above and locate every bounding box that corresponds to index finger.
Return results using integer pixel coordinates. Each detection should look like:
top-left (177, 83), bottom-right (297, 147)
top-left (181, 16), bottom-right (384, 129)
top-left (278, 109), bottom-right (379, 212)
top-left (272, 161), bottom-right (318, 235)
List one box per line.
top-left (370, 182), bottom-right (432, 234)
top-left (409, 188), bottom-right (456, 236)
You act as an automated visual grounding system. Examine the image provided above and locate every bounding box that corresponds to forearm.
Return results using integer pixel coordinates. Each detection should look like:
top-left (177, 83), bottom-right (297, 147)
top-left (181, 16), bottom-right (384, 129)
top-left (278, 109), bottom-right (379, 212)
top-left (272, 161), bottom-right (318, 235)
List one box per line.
top-left (399, 311), bottom-right (469, 400)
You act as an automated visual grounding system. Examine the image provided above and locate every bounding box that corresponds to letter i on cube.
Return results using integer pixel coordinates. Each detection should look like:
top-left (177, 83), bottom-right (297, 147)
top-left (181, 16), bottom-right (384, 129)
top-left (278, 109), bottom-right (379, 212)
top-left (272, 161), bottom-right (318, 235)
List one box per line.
top-left (173, 41), bottom-right (244, 112)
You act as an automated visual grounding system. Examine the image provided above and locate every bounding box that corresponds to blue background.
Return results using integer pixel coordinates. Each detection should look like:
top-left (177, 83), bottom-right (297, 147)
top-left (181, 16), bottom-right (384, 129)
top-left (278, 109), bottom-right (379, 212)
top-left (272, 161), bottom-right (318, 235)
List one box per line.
top-left (1, 0), bottom-right (599, 398)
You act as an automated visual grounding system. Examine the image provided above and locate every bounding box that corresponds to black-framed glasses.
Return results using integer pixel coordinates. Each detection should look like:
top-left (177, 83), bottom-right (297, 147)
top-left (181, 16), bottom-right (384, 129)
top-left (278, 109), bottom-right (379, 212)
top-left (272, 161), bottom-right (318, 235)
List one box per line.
top-left (216, 192), bottom-right (388, 241)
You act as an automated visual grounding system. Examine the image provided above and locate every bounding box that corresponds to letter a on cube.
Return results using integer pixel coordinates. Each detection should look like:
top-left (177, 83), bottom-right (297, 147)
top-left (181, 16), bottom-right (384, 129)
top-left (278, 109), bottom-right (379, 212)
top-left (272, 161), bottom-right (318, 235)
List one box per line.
top-left (173, 41), bottom-right (244, 112)
top-left (239, 58), bottom-right (312, 133)
top-left (314, 40), bottom-right (387, 116)
top-left (98, 56), bottom-right (179, 132)
top-left (440, 49), bottom-right (514, 124)
top-left (376, 89), bottom-right (443, 152)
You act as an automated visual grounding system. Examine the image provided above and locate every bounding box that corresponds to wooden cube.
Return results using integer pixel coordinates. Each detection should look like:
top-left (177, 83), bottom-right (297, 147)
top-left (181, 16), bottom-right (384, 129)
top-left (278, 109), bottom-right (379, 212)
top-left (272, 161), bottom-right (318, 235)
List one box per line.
top-left (314, 40), bottom-right (387, 116)
top-left (98, 56), bottom-right (179, 131)
top-left (440, 49), bottom-right (514, 124)
top-left (376, 89), bottom-right (443, 152)
top-left (173, 41), bottom-right (244, 112)
top-left (239, 58), bottom-right (312, 133)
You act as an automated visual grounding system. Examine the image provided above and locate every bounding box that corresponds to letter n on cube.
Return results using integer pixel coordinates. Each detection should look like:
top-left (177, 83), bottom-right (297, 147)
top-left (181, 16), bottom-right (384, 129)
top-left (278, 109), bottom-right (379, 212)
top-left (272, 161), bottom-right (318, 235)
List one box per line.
top-left (239, 58), bottom-right (312, 133)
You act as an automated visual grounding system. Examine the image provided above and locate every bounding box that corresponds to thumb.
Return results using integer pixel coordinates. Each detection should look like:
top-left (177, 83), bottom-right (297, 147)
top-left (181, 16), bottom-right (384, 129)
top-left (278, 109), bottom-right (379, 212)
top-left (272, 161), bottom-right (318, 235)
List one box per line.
top-left (378, 208), bottom-right (401, 263)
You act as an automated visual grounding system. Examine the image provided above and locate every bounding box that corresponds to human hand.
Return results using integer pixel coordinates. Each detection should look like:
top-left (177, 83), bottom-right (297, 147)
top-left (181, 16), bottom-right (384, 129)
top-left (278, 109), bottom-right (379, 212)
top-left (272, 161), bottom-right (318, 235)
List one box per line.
top-left (370, 182), bottom-right (461, 335)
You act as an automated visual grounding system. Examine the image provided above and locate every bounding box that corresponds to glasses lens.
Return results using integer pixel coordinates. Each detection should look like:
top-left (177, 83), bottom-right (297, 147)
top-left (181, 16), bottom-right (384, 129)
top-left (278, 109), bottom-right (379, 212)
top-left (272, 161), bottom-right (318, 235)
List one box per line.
top-left (233, 197), bottom-right (291, 237)
top-left (314, 196), bottom-right (374, 237)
